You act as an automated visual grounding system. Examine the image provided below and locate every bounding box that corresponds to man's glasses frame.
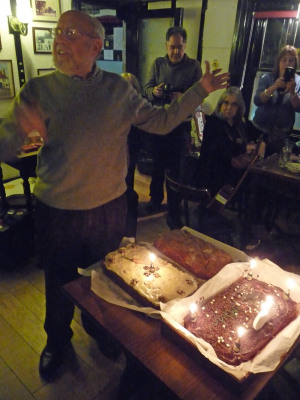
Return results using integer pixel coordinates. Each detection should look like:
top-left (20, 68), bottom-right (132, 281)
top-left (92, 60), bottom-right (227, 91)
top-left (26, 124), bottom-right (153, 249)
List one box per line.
top-left (51, 27), bottom-right (99, 41)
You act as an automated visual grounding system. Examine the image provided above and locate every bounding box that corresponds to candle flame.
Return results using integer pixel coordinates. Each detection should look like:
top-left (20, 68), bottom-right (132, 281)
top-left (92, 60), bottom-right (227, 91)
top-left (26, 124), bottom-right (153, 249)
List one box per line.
top-left (237, 326), bottom-right (246, 338)
top-left (149, 253), bottom-right (156, 263)
top-left (287, 278), bottom-right (295, 291)
top-left (249, 258), bottom-right (257, 270)
top-left (261, 296), bottom-right (274, 314)
top-left (190, 303), bottom-right (197, 314)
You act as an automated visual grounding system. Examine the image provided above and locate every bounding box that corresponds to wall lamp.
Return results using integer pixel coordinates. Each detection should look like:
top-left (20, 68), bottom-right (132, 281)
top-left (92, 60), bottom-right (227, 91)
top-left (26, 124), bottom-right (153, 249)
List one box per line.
top-left (8, 15), bottom-right (28, 36)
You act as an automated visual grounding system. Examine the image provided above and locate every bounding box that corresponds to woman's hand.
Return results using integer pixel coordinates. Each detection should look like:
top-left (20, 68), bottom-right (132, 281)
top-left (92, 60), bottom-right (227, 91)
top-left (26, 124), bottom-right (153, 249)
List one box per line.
top-left (246, 142), bottom-right (256, 155)
top-left (260, 79), bottom-right (283, 102)
top-left (273, 76), bottom-right (286, 91)
top-left (286, 78), bottom-right (296, 94)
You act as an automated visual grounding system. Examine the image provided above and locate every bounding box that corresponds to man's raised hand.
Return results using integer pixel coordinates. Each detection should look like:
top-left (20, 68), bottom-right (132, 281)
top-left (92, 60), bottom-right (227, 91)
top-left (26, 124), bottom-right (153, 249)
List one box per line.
top-left (200, 60), bottom-right (229, 94)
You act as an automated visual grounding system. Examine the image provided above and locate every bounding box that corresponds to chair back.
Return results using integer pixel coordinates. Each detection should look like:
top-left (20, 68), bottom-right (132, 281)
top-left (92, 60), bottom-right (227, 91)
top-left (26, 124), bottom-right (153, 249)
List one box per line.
top-left (166, 173), bottom-right (211, 204)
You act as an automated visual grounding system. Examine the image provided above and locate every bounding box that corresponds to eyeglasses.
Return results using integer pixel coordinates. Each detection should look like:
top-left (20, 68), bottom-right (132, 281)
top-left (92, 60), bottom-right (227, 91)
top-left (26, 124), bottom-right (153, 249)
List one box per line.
top-left (51, 27), bottom-right (99, 41)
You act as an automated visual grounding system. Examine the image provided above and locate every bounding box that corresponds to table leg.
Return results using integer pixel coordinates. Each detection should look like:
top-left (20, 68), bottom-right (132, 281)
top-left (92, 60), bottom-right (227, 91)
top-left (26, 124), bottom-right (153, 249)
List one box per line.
top-left (19, 171), bottom-right (33, 213)
top-left (0, 165), bottom-right (9, 212)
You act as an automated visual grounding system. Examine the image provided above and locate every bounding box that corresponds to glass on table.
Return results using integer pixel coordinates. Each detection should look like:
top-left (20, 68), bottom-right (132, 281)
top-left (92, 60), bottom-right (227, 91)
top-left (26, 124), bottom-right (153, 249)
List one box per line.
top-left (284, 139), bottom-right (294, 153)
top-left (278, 145), bottom-right (292, 168)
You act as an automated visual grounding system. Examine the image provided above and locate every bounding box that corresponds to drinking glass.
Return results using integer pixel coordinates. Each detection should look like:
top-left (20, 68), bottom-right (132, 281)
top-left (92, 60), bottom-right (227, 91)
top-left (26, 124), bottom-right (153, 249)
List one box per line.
top-left (278, 146), bottom-right (291, 168)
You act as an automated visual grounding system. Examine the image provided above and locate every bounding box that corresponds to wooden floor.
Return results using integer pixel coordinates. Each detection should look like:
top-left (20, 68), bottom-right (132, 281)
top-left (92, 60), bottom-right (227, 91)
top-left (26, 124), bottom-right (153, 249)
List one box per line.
top-left (0, 170), bottom-right (299, 400)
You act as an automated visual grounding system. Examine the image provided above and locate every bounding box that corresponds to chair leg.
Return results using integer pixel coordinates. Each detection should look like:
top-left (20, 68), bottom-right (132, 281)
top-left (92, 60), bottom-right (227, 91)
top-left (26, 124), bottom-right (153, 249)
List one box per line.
top-left (183, 200), bottom-right (190, 227)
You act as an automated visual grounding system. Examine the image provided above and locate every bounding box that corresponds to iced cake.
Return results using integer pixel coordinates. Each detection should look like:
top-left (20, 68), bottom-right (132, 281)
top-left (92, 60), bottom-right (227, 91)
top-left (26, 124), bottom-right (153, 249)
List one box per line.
top-left (183, 277), bottom-right (299, 365)
top-left (104, 243), bottom-right (199, 308)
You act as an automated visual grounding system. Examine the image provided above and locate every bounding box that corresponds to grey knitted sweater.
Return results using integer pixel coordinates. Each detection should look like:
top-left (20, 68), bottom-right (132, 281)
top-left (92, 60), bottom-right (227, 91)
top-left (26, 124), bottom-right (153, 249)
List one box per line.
top-left (0, 68), bottom-right (207, 210)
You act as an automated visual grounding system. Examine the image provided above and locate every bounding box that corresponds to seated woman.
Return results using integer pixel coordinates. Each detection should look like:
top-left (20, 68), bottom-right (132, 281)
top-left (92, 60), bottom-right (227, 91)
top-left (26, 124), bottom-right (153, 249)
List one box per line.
top-left (193, 86), bottom-right (258, 249)
top-left (194, 86), bottom-right (255, 196)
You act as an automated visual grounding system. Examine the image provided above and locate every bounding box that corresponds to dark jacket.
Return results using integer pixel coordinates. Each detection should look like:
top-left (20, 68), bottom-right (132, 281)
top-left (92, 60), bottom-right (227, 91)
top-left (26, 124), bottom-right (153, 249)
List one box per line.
top-left (145, 54), bottom-right (202, 106)
top-left (193, 115), bottom-right (248, 197)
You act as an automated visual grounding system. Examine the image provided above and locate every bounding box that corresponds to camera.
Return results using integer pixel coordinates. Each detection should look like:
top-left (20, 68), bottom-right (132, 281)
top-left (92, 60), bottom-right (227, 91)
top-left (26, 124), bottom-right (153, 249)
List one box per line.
top-left (161, 83), bottom-right (175, 101)
top-left (283, 66), bottom-right (295, 82)
top-left (162, 83), bottom-right (175, 98)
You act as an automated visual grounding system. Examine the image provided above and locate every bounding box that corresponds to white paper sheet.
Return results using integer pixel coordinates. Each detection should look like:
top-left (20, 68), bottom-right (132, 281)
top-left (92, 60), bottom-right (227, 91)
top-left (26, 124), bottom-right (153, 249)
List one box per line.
top-left (160, 259), bottom-right (300, 380)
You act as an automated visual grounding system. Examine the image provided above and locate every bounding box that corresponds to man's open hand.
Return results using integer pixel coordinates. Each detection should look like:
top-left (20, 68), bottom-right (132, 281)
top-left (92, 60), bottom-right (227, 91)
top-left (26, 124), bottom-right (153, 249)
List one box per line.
top-left (200, 61), bottom-right (229, 93)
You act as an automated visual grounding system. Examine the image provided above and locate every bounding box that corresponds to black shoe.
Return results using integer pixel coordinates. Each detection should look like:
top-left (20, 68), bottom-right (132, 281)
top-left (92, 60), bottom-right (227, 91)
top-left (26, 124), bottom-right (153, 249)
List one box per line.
top-left (39, 345), bottom-right (63, 379)
top-left (146, 200), bottom-right (162, 213)
top-left (166, 214), bottom-right (183, 230)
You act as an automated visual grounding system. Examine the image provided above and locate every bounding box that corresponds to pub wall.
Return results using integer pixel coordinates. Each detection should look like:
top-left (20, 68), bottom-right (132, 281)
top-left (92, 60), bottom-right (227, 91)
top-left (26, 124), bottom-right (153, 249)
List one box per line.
top-left (0, 0), bottom-right (237, 117)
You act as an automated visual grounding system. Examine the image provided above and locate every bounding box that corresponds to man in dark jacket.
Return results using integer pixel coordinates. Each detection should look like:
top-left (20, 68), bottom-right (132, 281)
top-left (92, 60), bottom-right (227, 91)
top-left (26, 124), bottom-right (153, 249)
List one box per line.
top-left (145, 26), bottom-right (202, 229)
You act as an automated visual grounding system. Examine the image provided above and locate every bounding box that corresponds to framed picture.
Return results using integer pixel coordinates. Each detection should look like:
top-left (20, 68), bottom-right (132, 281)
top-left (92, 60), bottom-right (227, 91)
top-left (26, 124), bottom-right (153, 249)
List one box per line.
top-left (37, 68), bottom-right (55, 76)
top-left (33, 27), bottom-right (54, 54)
top-left (0, 60), bottom-right (15, 99)
top-left (32, 0), bottom-right (61, 22)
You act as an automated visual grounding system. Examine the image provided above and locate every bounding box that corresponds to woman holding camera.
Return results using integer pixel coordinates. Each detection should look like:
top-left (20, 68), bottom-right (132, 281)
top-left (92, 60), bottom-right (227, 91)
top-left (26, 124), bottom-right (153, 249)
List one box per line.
top-left (252, 45), bottom-right (300, 155)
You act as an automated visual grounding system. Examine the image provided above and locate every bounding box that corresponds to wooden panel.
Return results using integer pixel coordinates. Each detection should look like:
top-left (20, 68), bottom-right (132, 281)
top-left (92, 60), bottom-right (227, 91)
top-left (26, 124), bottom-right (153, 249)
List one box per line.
top-left (0, 315), bottom-right (43, 393)
top-left (0, 356), bottom-right (35, 400)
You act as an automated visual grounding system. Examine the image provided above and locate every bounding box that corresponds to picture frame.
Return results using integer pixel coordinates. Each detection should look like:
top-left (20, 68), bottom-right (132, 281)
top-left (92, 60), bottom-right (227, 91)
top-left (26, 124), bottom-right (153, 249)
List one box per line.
top-left (0, 60), bottom-right (15, 99)
top-left (32, 0), bottom-right (61, 22)
top-left (33, 27), bottom-right (54, 54)
top-left (37, 68), bottom-right (55, 76)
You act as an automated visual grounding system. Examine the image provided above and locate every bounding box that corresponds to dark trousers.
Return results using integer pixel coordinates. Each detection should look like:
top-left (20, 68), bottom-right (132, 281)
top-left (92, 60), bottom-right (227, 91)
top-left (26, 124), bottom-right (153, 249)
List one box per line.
top-left (149, 122), bottom-right (190, 216)
top-left (34, 194), bottom-right (127, 349)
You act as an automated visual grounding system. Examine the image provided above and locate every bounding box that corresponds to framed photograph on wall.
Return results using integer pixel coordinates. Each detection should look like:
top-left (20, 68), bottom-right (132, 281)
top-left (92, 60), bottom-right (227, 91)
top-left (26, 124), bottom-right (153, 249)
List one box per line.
top-left (37, 68), bottom-right (55, 76)
top-left (32, 0), bottom-right (61, 22)
top-left (33, 28), bottom-right (54, 54)
top-left (0, 60), bottom-right (15, 99)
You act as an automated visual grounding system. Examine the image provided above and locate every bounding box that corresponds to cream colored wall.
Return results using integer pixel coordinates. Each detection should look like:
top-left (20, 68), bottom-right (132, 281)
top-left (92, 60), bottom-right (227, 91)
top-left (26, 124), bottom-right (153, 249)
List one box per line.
top-left (147, 1), bottom-right (201, 59)
top-left (0, 0), bottom-right (238, 118)
top-left (202, 0), bottom-right (238, 111)
top-left (148, 0), bottom-right (238, 111)
top-left (0, 1), bottom-right (19, 117)
top-left (0, 0), bottom-right (72, 118)
top-left (140, 1), bottom-right (202, 95)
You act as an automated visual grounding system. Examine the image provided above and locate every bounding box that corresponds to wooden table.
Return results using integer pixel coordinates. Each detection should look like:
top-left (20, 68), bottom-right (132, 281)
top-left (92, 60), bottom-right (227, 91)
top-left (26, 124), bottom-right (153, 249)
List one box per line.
top-left (248, 153), bottom-right (300, 232)
top-left (1, 150), bottom-right (38, 212)
top-left (249, 153), bottom-right (300, 199)
top-left (62, 276), bottom-right (300, 400)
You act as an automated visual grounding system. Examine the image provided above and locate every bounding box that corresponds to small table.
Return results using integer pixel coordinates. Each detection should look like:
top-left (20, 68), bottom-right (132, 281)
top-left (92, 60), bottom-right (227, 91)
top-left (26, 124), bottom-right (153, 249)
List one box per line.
top-left (248, 153), bottom-right (300, 232)
top-left (1, 150), bottom-right (38, 212)
top-left (249, 153), bottom-right (300, 198)
top-left (62, 276), bottom-right (300, 400)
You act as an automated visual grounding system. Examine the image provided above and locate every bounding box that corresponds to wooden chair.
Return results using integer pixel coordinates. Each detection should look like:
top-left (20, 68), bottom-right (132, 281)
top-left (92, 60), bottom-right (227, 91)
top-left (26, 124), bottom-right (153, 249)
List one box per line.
top-left (0, 163), bottom-right (35, 267)
top-left (165, 171), bottom-right (211, 227)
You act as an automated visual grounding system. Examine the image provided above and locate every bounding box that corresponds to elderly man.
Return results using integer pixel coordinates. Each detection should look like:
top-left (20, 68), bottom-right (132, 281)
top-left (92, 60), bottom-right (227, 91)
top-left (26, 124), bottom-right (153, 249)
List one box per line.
top-left (0, 10), bottom-right (228, 379)
top-left (145, 26), bottom-right (202, 229)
